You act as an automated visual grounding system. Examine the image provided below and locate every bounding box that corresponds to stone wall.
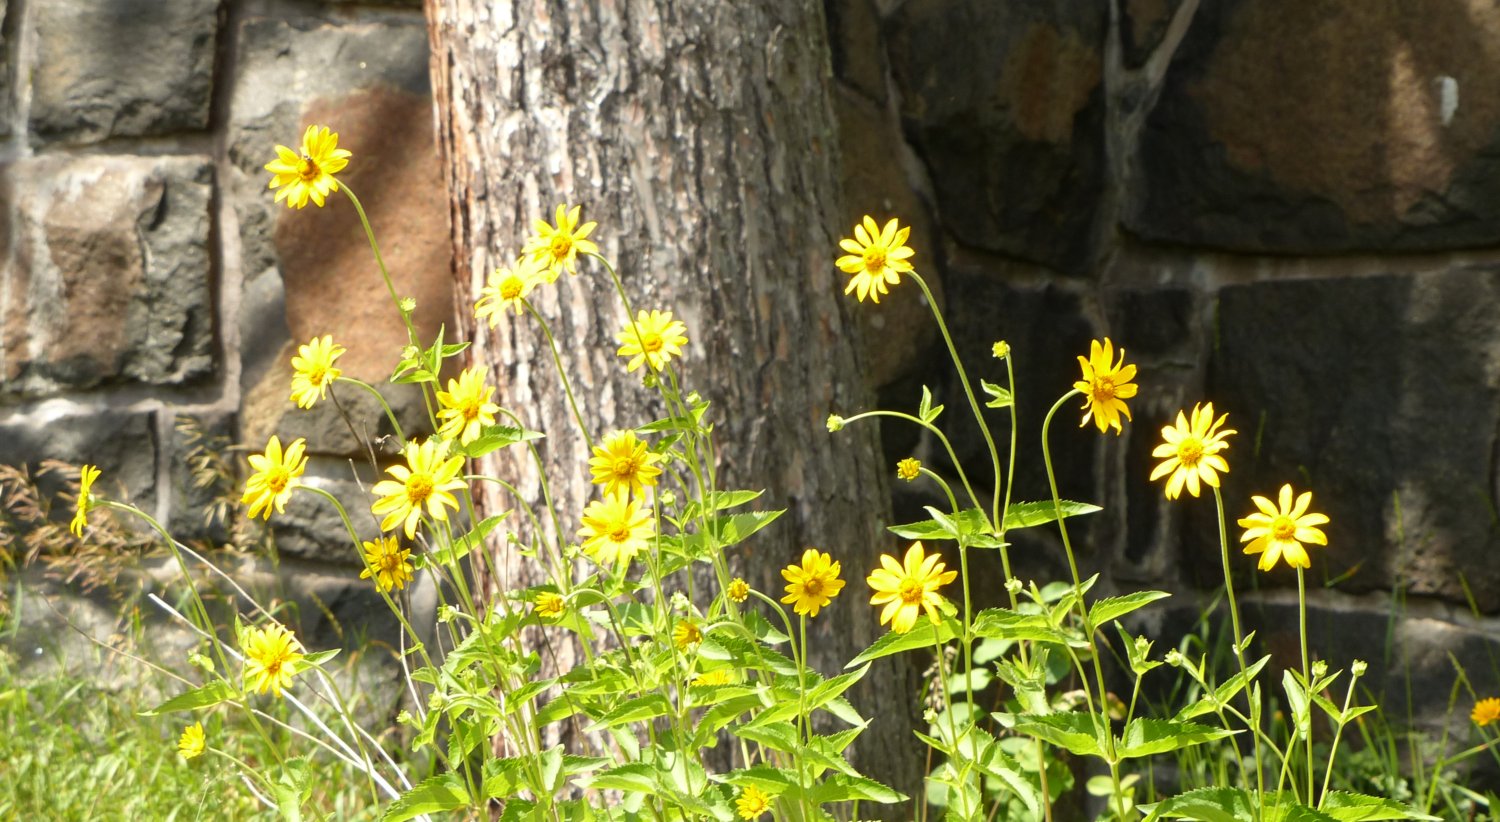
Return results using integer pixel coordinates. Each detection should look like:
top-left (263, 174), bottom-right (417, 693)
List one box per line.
top-left (5, 0), bottom-right (1500, 735)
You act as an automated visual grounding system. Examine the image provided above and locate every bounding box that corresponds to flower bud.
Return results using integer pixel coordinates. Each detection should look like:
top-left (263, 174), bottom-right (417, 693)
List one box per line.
top-left (826, 414), bottom-right (845, 433)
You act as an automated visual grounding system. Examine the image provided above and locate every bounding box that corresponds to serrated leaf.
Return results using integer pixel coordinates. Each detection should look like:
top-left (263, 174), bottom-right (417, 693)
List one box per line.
top-left (1116, 718), bottom-right (1235, 759)
top-left (981, 380), bottom-right (1013, 409)
top-left (888, 507), bottom-right (1004, 548)
top-left (973, 608), bottom-right (1081, 647)
top-left (722, 765), bottom-right (795, 793)
top-left (140, 681), bottom-right (237, 716)
top-left (584, 694), bottom-right (673, 733)
top-left (1089, 591), bottom-right (1171, 627)
top-left (810, 774), bottom-right (906, 804)
top-left (452, 425), bottom-right (545, 458)
top-left (586, 762), bottom-right (657, 795)
top-left (379, 773), bottom-right (471, 822)
top-left (847, 619), bottom-right (958, 667)
top-left (1318, 791), bottom-right (1440, 821)
top-left (1002, 711), bottom-right (1107, 758)
top-left (1004, 500), bottom-right (1103, 530)
top-left (1176, 656), bottom-right (1271, 722)
top-left (1140, 786), bottom-right (1255, 822)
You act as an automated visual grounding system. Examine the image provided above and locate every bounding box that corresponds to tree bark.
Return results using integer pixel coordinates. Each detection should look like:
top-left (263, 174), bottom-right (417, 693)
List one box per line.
top-left (424, 0), bottom-right (921, 806)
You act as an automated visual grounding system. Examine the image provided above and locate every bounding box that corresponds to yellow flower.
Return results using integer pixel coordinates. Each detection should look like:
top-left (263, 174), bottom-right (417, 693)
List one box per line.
top-left (535, 592), bottom-right (566, 619)
top-left (243, 622), bottom-right (304, 698)
top-left (736, 785), bottom-right (772, 819)
top-left (1473, 697), bottom-right (1500, 727)
top-left (436, 367), bottom-right (500, 446)
top-left (475, 257), bottom-right (547, 323)
top-left (289, 335), bottom-right (345, 409)
top-left (525, 204), bottom-right (599, 279)
top-left (589, 430), bottom-right (662, 499)
top-left (70, 464), bottom-right (101, 538)
top-left (177, 722), bottom-right (206, 759)
top-left (896, 457), bottom-right (921, 482)
top-left (693, 669), bottom-right (733, 687)
top-left (616, 309), bottom-right (688, 373)
top-left (242, 436), bottom-right (308, 520)
top-left (370, 439), bottom-right (467, 538)
top-left (781, 548), bottom-right (845, 618)
top-left (726, 578), bottom-right (750, 603)
top-left (826, 414), bottom-right (845, 432)
top-left (264, 125), bottom-right (351, 209)
top-left (836, 216), bottom-right (914, 304)
top-left (359, 536), bottom-right (414, 592)
top-left (1237, 484), bottom-right (1330, 572)
top-left (992, 341), bottom-right (1011, 359)
top-left (867, 541), bottom-right (958, 633)
top-left (577, 493), bottom-right (654, 568)
top-left (673, 620), bottom-right (702, 650)
top-left (1149, 403), bottom-right (1236, 500)
top-left (1073, 338), bottom-right (1138, 435)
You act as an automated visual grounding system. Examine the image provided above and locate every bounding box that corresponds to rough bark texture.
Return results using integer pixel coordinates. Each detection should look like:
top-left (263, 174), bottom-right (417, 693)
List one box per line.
top-left (424, 0), bottom-right (921, 806)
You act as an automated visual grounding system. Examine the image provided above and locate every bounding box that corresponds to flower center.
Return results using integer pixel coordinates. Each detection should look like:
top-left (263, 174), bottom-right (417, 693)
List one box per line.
top-left (898, 578), bottom-right (925, 605)
top-left (460, 397), bottom-right (482, 421)
top-left (266, 467), bottom-right (290, 495)
top-left (406, 473), bottom-right (434, 505)
top-left (612, 456), bottom-right (639, 478)
top-left (307, 364), bottom-right (328, 386)
top-left (549, 234), bottom-right (572, 258)
top-left (642, 333), bottom-right (664, 353)
top-left (499, 278), bottom-right (523, 300)
top-left (609, 525), bottom-right (631, 542)
top-left (379, 552), bottom-right (402, 573)
top-left (296, 155), bottom-right (321, 182)
top-left (862, 245), bottom-right (887, 273)
top-left (802, 577), bottom-right (824, 598)
top-left (1175, 437), bottom-right (1204, 466)
top-left (1092, 376), bottom-right (1116, 401)
top-left (1271, 515), bottom-right (1296, 541)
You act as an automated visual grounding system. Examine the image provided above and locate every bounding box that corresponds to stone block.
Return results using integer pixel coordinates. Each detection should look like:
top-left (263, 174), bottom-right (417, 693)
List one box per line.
top-left (30, 0), bottom-right (220, 143)
top-left (886, 0), bottom-right (1107, 273)
top-left (827, 0), bottom-right (887, 103)
top-left (1130, 0), bottom-right (1500, 252)
top-left (0, 0), bottom-right (11, 138)
top-left (257, 456), bottom-right (384, 566)
top-left (1199, 268), bottom-right (1500, 610)
top-left (165, 410), bottom-right (238, 544)
top-left (0, 409), bottom-right (158, 515)
top-left (1, 155), bottom-right (216, 397)
top-left (228, 14), bottom-right (453, 454)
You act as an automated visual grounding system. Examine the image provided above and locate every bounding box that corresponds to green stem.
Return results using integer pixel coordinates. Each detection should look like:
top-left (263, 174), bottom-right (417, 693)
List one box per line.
top-left (841, 410), bottom-right (988, 526)
top-left (1213, 486), bottom-right (1263, 808)
top-left (339, 184), bottom-right (418, 346)
top-left (1298, 568), bottom-right (1313, 804)
top-left (334, 376), bottom-right (406, 444)
top-left (525, 299), bottom-right (594, 453)
top-left (1318, 674), bottom-right (1359, 807)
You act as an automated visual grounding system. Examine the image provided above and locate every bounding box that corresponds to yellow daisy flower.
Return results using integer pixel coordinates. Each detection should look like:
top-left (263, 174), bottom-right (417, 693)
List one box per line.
top-left (264, 125), bottom-right (351, 209)
top-left (70, 464), bottom-right (101, 538)
top-left (177, 722), bottom-right (206, 760)
top-left (1473, 697), bottom-right (1500, 727)
top-left (474, 257), bottom-right (547, 324)
top-left (726, 578), bottom-right (750, 603)
top-left (588, 430), bottom-right (662, 499)
top-left (243, 622), bottom-right (304, 698)
top-left (673, 620), bottom-right (702, 650)
top-left (359, 535), bottom-right (414, 593)
top-left (524, 203), bottom-right (599, 279)
top-left (289, 335), bottom-right (345, 409)
top-left (736, 785), bottom-right (772, 819)
top-left (693, 669), bottom-right (733, 687)
top-left (1149, 403), bottom-right (1236, 500)
top-left (242, 436), bottom-right (308, 520)
top-left (616, 309), bottom-right (689, 373)
top-left (535, 592), bottom-right (566, 619)
top-left (896, 457), bottom-right (921, 482)
top-left (867, 541), bottom-right (958, 633)
top-left (436, 366), bottom-right (500, 446)
top-left (1237, 484), bottom-right (1330, 572)
top-left (780, 548), bottom-right (845, 618)
top-left (577, 493), bottom-right (654, 568)
top-left (1073, 338), bottom-right (1138, 435)
top-left (836, 215), bottom-right (914, 304)
top-left (370, 439), bottom-right (467, 538)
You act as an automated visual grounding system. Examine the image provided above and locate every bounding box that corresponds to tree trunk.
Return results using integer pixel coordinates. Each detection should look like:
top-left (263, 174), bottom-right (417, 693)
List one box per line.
top-left (423, 0), bottom-right (921, 806)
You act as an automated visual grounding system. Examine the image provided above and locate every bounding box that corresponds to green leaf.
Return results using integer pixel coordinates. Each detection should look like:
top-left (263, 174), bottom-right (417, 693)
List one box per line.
top-left (680, 490), bottom-right (763, 519)
top-left (1176, 656), bottom-right (1271, 722)
top-left (273, 757), bottom-right (312, 822)
top-left (810, 774), bottom-right (906, 804)
top-left (426, 513), bottom-right (509, 568)
top-left (379, 773), bottom-right (471, 822)
top-left (1089, 591), bottom-right (1170, 626)
top-left (887, 507), bottom-right (1004, 548)
top-left (480, 756), bottom-right (526, 800)
top-left (1001, 711), bottom-right (1107, 758)
top-left (918, 385), bottom-right (944, 423)
top-left (733, 722), bottom-right (800, 754)
top-left (452, 425), bottom-right (545, 458)
top-left (1318, 791), bottom-right (1440, 821)
top-left (981, 380), bottom-right (1013, 409)
top-left (300, 648), bottom-right (341, 668)
top-left (1283, 670), bottom-right (1311, 739)
top-left (585, 762), bottom-right (657, 795)
top-left (747, 666), bottom-right (870, 726)
top-left (722, 765), bottom-right (795, 793)
top-left (1140, 787), bottom-right (1256, 822)
top-left (847, 619), bottom-right (959, 667)
top-left (1003, 500), bottom-right (1102, 530)
top-left (140, 681), bottom-right (237, 716)
top-left (973, 608), bottom-right (1081, 647)
top-left (1115, 718), bottom-right (1235, 760)
top-left (584, 693), bottom-right (673, 733)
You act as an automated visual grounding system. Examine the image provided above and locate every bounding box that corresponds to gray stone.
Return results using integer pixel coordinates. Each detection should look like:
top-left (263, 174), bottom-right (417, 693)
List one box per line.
top-left (165, 411), bottom-right (239, 545)
top-left (261, 456), bottom-right (384, 566)
top-left (1129, 0), bottom-right (1500, 253)
top-left (886, 0), bottom-right (1107, 273)
top-left (826, 0), bottom-right (887, 103)
top-left (1199, 267), bottom-right (1500, 610)
top-left (1, 155), bottom-right (216, 397)
top-left (0, 409), bottom-right (158, 516)
top-left (0, 0), bottom-right (11, 137)
top-left (30, 0), bottom-right (220, 143)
